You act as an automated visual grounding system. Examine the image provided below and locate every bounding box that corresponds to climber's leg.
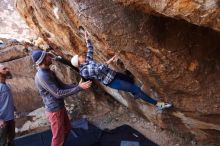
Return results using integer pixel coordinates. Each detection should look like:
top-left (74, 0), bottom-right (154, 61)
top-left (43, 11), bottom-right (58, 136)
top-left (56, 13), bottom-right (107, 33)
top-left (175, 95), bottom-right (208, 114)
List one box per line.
top-left (107, 76), bottom-right (157, 105)
top-left (114, 72), bottom-right (134, 84)
top-left (107, 73), bottom-right (172, 110)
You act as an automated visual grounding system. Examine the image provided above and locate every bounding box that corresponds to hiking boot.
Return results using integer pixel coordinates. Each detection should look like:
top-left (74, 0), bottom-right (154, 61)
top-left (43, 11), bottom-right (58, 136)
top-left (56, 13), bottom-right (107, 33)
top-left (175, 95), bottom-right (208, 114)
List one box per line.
top-left (156, 102), bottom-right (172, 111)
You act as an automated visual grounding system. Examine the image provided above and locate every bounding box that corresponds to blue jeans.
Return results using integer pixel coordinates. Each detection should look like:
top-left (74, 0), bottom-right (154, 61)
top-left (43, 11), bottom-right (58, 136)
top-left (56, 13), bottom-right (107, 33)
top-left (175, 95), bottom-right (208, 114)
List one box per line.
top-left (107, 73), bottom-right (157, 105)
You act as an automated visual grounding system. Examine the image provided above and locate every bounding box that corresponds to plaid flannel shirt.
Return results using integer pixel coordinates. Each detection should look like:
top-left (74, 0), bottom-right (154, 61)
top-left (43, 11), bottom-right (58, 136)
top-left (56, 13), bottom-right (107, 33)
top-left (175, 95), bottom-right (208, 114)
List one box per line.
top-left (79, 40), bottom-right (116, 85)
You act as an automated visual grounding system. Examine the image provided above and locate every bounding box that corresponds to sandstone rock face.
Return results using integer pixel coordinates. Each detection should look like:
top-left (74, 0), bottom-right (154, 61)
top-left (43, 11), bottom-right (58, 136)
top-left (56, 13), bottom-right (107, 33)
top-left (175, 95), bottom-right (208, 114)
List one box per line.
top-left (0, 40), bottom-right (41, 112)
top-left (113, 0), bottom-right (220, 32)
top-left (0, 0), bottom-right (36, 40)
top-left (16, 0), bottom-right (220, 145)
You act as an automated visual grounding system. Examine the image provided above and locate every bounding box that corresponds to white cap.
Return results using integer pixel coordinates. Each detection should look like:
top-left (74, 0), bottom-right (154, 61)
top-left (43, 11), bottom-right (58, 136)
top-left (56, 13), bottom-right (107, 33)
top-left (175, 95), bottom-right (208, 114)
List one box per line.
top-left (71, 55), bottom-right (79, 67)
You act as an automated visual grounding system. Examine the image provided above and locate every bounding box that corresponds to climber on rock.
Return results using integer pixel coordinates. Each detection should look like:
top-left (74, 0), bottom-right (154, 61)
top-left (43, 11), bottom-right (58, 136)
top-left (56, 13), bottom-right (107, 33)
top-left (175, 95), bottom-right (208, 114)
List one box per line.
top-left (71, 29), bottom-right (172, 111)
top-left (32, 49), bottom-right (92, 146)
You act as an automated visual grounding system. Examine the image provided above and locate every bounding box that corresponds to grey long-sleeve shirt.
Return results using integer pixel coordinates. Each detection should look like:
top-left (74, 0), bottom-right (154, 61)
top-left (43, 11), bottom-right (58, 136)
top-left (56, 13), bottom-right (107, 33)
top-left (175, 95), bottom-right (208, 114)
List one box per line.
top-left (35, 68), bottom-right (82, 112)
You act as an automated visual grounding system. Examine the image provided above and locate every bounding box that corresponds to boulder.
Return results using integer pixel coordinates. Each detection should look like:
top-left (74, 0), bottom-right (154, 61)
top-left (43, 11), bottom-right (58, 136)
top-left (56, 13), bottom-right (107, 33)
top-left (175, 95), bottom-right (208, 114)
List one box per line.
top-left (113, 0), bottom-right (220, 32)
top-left (0, 41), bottom-right (40, 112)
top-left (16, 0), bottom-right (220, 144)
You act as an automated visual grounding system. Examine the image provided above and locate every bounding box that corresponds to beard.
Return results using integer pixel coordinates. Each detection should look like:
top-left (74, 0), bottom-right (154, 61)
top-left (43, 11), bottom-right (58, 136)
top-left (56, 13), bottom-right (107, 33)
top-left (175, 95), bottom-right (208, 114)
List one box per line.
top-left (46, 60), bottom-right (52, 67)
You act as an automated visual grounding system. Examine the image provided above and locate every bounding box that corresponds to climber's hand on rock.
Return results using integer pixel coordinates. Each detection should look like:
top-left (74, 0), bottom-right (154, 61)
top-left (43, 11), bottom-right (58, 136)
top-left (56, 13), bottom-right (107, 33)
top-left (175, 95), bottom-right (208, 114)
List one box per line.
top-left (79, 79), bottom-right (92, 90)
top-left (106, 54), bottom-right (119, 65)
top-left (112, 54), bottom-right (119, 62)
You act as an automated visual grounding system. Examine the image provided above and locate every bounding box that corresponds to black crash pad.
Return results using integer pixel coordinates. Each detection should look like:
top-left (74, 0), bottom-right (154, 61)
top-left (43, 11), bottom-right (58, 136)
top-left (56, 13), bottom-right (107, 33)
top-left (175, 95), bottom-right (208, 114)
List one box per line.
top-left (14, 119), bottom-right (158, 146)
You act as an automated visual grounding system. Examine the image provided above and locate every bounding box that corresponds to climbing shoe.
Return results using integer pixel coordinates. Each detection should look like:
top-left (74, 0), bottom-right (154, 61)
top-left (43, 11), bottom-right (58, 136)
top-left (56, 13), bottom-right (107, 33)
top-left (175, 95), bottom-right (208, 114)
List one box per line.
top-left (156, 102), bottom-right (172, 111)
top-left (79, 26), bottom-right (85, 34)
